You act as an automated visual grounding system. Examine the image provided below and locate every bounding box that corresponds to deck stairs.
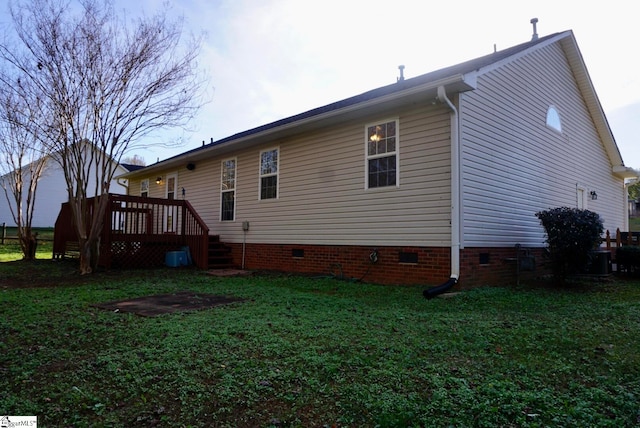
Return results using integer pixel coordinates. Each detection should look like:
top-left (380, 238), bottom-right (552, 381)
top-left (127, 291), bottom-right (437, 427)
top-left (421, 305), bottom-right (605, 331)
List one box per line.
top-left (208, 235), bottom-right (234, 269)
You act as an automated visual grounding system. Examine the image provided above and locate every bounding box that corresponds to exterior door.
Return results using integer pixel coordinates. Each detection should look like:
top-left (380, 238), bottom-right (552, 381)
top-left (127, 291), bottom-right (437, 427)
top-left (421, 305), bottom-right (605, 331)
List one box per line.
top-left (165, 173), bottom-right (178, 232)
top-left (577, 184), bottom-right (587, 210)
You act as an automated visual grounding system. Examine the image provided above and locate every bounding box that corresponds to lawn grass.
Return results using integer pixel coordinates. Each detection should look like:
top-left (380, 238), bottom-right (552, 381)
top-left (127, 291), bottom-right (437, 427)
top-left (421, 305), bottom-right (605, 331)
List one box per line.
top-left (0, 238), bottom-right (53, 262)
top-left (1, 246), bottom-right (640, 427)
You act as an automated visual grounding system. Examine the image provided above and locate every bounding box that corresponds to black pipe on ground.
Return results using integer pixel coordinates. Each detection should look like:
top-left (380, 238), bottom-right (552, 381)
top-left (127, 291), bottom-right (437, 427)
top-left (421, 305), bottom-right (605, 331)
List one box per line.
top-left (423, 277), bottom-right (458, 299)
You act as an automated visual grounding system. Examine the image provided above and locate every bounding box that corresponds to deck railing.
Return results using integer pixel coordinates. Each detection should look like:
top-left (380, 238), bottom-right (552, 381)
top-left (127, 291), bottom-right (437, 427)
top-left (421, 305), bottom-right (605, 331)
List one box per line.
top-left (54, 194), bottom-right (210, 269)
top-left (604, 228), bottom-right (640, 250)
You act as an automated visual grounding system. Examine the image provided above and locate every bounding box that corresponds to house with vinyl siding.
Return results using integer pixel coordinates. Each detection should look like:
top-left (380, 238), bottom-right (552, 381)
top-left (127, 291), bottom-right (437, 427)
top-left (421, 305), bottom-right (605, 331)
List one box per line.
top-left (0, 154), bottom-right (136, 228)
top-left (120, 29), bottom-right (636, 287)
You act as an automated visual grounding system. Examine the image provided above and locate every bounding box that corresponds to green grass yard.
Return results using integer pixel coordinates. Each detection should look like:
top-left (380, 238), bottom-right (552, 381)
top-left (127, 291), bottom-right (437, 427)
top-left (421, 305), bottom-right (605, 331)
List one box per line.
top-left (1, 243), bottom-right (639, 427)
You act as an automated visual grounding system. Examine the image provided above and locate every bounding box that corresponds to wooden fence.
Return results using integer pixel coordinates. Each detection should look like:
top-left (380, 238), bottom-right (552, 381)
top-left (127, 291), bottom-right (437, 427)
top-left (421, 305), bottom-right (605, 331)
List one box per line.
top-left (604, 228), bottom-right (640, 250)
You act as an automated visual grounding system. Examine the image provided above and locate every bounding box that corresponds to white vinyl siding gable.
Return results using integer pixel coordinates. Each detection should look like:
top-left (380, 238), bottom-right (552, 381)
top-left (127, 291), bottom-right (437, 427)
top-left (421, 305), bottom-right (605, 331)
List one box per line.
top-left (460, 41), bottom-right (624, 248)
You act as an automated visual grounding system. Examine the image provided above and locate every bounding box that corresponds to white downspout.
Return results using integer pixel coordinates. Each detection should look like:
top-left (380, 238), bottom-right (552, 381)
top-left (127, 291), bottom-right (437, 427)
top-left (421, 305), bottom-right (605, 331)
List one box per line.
top-left (437, 85), bottom-right (461, 280)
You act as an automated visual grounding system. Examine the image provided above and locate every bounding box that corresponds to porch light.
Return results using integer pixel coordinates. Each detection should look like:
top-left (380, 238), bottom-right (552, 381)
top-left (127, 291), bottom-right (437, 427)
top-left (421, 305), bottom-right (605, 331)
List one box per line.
top-left (156, 176), bottom-right (162, 185)
top-left (590, 190), bottom-right (597, 200)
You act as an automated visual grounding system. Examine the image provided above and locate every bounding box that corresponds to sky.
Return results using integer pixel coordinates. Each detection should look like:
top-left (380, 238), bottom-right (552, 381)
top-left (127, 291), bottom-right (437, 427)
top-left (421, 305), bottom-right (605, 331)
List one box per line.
top-left (5, 0), bottom-right (640, 168)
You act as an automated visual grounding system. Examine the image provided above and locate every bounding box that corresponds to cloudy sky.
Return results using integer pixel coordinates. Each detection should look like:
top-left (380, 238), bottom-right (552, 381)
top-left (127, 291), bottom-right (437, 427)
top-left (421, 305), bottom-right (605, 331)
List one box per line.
top-left (6, 0), bottom-right (640, 168)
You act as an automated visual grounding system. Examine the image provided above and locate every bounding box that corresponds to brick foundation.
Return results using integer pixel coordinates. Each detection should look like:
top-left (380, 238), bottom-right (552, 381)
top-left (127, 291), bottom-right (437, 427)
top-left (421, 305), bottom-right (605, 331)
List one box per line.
top-left (226, 243), bottom-right (548, 287)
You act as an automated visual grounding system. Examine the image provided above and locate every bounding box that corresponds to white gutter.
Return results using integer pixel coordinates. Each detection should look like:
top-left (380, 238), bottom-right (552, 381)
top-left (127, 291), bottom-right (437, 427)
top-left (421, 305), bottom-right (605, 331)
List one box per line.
top-left (437, 85), bottom-right (460, 281)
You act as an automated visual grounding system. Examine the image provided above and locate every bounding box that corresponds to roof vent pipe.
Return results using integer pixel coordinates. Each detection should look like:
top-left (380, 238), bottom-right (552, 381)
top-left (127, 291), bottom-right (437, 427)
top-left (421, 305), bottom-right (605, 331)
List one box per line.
top-left (530, 18), bottom-right (539, 41)
top-left (397, 65), bottom-right (405, 82)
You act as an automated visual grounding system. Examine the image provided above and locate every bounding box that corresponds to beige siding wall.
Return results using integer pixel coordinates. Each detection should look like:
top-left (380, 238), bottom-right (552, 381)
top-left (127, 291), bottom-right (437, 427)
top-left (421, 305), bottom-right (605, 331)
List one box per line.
top-left (130, 104), bottom-right (452, 247)
top-left (460, 42), bottom-right (624, 248)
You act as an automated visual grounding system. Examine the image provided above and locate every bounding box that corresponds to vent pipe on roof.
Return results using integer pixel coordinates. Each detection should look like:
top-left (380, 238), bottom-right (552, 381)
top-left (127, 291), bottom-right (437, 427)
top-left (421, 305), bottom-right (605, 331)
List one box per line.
top-left (530, 18), bottom-right (539, 41)
top-left (397, 65), bottom-right (405, 82)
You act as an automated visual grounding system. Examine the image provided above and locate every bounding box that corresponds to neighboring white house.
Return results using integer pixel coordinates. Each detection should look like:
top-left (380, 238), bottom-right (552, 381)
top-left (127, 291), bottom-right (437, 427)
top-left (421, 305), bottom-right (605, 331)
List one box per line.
top-left (0, 157), bottom-right (137, 228)
top-left (119, 29), bottom-right (636, 286)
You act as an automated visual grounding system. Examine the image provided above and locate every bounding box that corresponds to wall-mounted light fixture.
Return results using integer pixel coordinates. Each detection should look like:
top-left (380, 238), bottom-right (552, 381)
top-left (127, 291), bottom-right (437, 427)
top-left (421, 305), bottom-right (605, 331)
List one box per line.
top-left (590, 190), bottom-right (598, 200)
top-left (156, 176), bottom-right (162, 185)
top-left (186, 162), bottom-right (196, 171)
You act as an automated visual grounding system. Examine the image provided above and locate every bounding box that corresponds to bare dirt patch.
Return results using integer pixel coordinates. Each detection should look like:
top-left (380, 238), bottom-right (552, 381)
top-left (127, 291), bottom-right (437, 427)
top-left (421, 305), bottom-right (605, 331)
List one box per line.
top-left (91, 291), bottom-right (246, 316)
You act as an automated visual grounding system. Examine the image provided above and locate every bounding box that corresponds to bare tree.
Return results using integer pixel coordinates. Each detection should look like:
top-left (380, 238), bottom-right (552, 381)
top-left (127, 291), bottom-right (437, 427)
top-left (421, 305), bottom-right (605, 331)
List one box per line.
top-left (122, 154), bottom-right (146, 167)
top-left (0, 0), bottom-right (205, 273)
top-left (0, 84), bottom-right (49, 260)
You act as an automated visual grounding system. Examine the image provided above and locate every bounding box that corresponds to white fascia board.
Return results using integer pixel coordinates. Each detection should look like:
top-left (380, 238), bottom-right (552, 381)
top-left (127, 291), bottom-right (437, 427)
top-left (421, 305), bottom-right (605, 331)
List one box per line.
top-left (613, 165), bottom-right (638, 179)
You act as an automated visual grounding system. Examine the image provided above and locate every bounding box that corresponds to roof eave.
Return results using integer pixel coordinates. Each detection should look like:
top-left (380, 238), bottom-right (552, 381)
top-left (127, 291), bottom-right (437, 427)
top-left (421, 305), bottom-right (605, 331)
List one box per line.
top-left (124, 74), bottom-right (476, 177)
top-left (559, 33), bottom-right (626, 169)
top-left (613, 165), bottom-right (638, 179)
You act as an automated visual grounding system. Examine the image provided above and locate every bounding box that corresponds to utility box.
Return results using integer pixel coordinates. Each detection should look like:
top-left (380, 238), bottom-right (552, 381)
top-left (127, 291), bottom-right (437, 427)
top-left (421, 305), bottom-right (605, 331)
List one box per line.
top-left (589, 250), bottom-right (612, 276)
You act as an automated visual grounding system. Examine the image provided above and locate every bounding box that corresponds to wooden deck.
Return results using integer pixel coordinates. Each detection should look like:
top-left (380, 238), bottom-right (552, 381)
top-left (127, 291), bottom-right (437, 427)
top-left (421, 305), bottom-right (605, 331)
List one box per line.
top-left (53, 194), bottom-right (232, 269)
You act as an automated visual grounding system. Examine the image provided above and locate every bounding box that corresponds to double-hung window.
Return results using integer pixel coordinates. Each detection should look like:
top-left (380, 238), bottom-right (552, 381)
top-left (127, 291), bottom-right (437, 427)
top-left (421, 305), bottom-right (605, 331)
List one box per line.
top-left (259, 148), bottom-right (278, 200)
top-left (366, 119), bottom-right (398, 188)
top-left (221, 158), bottom-right (236, 221)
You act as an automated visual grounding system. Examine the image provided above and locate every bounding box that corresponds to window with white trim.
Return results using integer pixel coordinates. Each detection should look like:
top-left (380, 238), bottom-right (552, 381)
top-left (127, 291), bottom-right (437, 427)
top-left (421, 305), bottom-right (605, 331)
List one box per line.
top-left (259, 148), bottom-right (278, 200)
top-left (546, 106), bottom-right (562, 132)
top-left (366, 119), bottom-right (398, 188)
top-left (140, 179), bottom-right (149, 197)
top-left (221, 158), bottom-right (236, 221)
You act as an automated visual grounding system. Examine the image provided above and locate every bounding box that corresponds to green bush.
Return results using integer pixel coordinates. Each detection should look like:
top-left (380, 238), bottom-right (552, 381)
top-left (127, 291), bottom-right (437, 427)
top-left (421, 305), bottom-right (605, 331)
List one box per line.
top-left (536, 207), bottom-right (604, 279)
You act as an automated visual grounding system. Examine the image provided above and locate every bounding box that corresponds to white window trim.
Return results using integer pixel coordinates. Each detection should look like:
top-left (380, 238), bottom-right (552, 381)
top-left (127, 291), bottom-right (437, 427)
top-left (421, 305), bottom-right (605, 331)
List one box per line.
top-left (364, 118), bottom-right (400, 190)
top-left (259, 147), bottom-right (279, 200)
top-left (140, 178), bottom-right (149, 197)
top-left (220, 157), bottom-right (237, 221)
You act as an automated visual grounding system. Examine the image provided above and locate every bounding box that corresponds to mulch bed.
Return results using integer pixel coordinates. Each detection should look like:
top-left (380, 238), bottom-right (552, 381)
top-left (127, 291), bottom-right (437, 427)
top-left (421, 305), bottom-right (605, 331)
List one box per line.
top-left (92, 291), bottom-right (246, 317)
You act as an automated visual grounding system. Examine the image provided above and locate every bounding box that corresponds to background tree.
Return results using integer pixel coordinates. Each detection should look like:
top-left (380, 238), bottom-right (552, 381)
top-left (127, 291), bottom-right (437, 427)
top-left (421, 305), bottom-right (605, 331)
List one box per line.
top-left (0, 80), bottom-right (50, 260)
top-left (122, 154), bottom-right (146, 167)
top-left (628, 180), bottom-right (640, 202)
top-left (0, 0), bottom-right (205, 273)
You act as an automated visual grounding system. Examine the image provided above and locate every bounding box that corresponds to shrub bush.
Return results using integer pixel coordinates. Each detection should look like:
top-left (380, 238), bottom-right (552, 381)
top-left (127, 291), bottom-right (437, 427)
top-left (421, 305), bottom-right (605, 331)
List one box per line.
top-left (535, 207), bottom-right (604, 279)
